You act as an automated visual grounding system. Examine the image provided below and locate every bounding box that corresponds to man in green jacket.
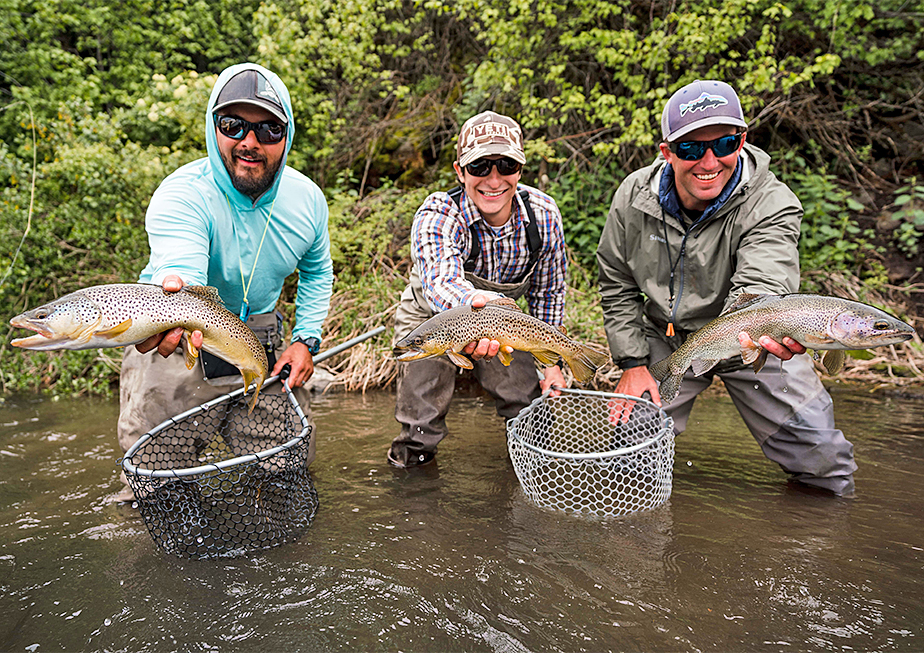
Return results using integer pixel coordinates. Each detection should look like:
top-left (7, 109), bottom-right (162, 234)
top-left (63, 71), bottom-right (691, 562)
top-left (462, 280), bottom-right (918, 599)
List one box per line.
top-left (597, 80), bottom-right (856, 496)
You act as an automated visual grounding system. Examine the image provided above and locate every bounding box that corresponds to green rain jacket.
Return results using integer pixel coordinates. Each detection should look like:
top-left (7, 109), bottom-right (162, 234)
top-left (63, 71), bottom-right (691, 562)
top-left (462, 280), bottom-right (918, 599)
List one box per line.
top-left (596, 142), bottom-right (803, 367)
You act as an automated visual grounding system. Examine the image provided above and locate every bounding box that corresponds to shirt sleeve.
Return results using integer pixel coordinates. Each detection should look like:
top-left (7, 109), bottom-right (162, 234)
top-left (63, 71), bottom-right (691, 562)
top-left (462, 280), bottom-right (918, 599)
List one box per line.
top-left (292, 192), bottom-right (334, 341)
top-left (143, 181), bottom-right (212, 286)
top-left (413, 194), bottom-right (484, 312)
top-left (524, 197), bottom-right (566, 326)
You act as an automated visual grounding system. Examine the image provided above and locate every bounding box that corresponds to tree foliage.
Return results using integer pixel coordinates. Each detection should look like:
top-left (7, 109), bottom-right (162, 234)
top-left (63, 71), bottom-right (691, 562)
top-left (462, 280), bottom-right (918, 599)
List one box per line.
top-left (1, 0), bottom-right (923, 394)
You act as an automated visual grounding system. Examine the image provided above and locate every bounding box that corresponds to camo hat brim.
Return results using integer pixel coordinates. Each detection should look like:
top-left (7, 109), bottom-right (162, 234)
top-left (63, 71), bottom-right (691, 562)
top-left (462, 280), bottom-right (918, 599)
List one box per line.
top-left (661, 80), bottom-right (747, 142)
top-left (457, 111), bottom-right (527, 168)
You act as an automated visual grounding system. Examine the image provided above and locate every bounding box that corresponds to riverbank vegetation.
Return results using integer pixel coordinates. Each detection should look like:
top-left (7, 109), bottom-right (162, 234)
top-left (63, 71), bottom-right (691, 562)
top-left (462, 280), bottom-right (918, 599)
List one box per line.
top-left (1, 0), bottom-right (923, 397)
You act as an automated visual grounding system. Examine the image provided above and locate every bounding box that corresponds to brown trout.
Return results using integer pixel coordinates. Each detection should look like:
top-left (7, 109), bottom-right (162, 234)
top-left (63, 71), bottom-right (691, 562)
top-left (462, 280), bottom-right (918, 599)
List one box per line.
top-left (649, 293), bottom-right (916, 403)
top-left (393, 297), bottom-right (610, 384)
top-left (10, 283), bottom-right (268, 412)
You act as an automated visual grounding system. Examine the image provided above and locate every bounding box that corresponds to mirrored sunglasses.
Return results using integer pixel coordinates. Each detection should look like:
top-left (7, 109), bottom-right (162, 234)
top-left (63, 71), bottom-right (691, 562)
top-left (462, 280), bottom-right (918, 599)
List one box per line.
top-left (213, 114), bottom-right (286, 145)
top-left (669, 133), bottom-right (743, 161)
top-left (464, 157), bottom-right (522, 177)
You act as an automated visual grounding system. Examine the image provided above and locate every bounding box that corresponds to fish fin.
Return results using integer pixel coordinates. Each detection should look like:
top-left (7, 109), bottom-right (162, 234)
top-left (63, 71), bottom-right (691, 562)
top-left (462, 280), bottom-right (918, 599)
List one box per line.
top-left (447, 350), bottom-right (474, 369)
top-left (182, 332), bottom-right (200, 370)
top-left (530, 348), bottom-right (560, 367)
top-left (182, 285), bottom-right (225, 306)
top-left (821, 349), bottom-right (846, 375)
top-left (751, 349), bottom-right (770, 374)
top-left (657, 374), bottom-right (683, 404)
top-left (484, 297), bottom-right (522, 312)
top-left (94, 318), bottom-right (132, 338)
top-left (497, 348), bottom-right (514, 366)
top-left (690, 358), bottom-right (720, 376)
top-left (648, 356), bottom-right (671, 381)
top-left (562, 345), bottom-right (610, 385)
top-left (722, 292), bottom-right (772, 315)
top-left (241, 370), bottom-right (264, 414)
top-left (740, 341), bottom-right (764, 365)
top-left (556, 325), bottom-right (568, 336)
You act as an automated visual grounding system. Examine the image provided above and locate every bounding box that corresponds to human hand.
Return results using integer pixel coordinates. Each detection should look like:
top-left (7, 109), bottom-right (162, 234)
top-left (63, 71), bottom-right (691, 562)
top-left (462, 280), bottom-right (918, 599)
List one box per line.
top-left (540, 364), bottom-right (566, 397)
top-left (134, 275), bottom-right (203, 356)
top-left (463, 293), bottom-right (507, 361)
top-left (608, 365), bottom-right (661, 424)
top-left (273, 341), bottom-right (316, 388)
top-left (739, 332), bottom-right (806, 361)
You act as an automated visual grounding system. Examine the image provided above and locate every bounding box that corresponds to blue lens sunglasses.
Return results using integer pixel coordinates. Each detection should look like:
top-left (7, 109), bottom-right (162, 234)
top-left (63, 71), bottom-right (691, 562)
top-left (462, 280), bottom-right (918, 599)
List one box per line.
top-left (668, 133), bottom-right (744, 161)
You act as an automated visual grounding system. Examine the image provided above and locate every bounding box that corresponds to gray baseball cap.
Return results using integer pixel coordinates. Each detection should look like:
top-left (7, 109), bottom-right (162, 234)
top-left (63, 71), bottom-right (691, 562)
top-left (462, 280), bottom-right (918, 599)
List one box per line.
top-left (213, 69), bottom-right (288, 124)
top-left (661, 80), bottom-right (746, 142)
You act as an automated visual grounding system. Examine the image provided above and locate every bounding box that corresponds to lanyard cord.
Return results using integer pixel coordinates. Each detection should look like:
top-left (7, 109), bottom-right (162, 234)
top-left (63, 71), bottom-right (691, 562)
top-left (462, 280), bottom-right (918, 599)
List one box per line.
top-left (226, 193), bottom-right (275, 320)
top-left (661, 208), bottom-right (691, 338)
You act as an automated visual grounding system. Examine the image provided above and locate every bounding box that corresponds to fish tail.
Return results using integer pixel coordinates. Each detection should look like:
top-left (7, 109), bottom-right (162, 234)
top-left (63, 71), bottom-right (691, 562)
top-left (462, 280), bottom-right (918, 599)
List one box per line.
top-left (648, 356), bottom-right (670, 381)
top-left (656, 373), bottom-right (683, 404)
top-left (563, 345), bottom-right (610, 385)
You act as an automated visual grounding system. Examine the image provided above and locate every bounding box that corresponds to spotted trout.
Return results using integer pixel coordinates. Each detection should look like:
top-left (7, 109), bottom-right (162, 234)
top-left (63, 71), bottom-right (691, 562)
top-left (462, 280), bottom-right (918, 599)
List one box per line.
top-left (10, 283), bottom-right (268, 412)
top-left (648, 293), bottom-right (916, 403)
top-left (393, 297), bottom-right (610, 384)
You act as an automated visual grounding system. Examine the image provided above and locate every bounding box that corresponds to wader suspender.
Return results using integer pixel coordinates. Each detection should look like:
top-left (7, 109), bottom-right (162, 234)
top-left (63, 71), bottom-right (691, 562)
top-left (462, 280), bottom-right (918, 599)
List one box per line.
top-left (446, 186), bottom-right (542, 284)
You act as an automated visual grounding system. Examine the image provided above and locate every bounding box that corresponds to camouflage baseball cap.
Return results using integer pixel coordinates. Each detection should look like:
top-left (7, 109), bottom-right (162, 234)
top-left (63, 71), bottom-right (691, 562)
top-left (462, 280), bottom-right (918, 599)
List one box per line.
top-left (456, 111), bottom-right (526, 167)
top-left (213, 69), bottom-right (288, 124)
top-left (661, 80), bottom-right (747, 142)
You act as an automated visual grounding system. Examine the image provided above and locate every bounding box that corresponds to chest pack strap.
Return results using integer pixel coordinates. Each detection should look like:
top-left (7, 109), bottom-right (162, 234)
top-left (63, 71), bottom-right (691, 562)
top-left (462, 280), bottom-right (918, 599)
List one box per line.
top-left (447, 186), bottom-right (542, 282)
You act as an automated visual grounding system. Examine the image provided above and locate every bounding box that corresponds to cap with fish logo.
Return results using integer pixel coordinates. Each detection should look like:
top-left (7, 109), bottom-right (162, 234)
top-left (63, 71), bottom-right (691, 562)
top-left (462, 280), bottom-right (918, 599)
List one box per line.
top-left (213, 69), bottom-right (288, 125)
top-left (661, 80), bottom-right (747, 142)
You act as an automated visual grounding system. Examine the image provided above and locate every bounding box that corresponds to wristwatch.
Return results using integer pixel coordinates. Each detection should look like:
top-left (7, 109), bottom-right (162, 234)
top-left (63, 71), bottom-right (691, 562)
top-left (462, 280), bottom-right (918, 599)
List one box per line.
top-left (292, 336), bottom-right (321, 355)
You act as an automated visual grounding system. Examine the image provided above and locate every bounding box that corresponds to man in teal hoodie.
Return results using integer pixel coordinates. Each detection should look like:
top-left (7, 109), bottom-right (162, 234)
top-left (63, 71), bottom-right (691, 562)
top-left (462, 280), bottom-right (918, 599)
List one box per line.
top-left (113, 63), bottom-right (333, 502)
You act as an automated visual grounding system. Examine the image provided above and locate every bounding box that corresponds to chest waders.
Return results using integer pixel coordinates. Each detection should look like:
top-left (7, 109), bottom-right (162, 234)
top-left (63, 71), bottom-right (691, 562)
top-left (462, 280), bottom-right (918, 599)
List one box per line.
top-left (389, 188), bottom-right (545, 467)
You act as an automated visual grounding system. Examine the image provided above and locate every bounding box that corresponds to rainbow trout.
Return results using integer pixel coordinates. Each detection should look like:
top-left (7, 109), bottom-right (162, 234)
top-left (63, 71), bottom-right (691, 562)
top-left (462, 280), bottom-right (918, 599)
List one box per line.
top-left (10, 283), bottom-right (268, 412)
top-left (649, 293), bottom-right (916, 403)
top-left (394, 297), bottom-right (609, 384)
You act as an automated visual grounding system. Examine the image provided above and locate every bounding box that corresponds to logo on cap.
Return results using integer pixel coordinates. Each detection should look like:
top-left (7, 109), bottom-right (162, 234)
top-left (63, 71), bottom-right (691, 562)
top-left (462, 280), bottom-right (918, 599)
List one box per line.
top-left (456, 111), bottom-right (526, 167)
top-left (679, 93), bottom-right (729, 117)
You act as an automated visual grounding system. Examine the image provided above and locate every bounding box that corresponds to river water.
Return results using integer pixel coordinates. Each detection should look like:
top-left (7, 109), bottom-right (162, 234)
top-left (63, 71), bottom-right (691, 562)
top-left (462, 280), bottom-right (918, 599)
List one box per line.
top-left (0, 384), bottom-right (921, 652)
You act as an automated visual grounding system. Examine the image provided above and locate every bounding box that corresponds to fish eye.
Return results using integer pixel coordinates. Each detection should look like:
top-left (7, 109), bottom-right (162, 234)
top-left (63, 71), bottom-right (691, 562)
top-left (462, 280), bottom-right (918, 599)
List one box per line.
top-left (34, 308), bottom-right (50, 319)
top-left (874, 320), bottom-right (889, 330)
top-left (413, 336), bottom-right (424, 345)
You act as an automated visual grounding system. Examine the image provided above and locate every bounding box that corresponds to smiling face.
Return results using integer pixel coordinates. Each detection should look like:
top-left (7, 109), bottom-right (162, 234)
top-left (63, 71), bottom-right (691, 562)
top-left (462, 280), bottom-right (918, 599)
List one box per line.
top-left (660, 124), bottom-right (745, 212)
top-left (453, 156), bottom-right (522, 227)
top-left (215, 104), bottom-right (287, 200)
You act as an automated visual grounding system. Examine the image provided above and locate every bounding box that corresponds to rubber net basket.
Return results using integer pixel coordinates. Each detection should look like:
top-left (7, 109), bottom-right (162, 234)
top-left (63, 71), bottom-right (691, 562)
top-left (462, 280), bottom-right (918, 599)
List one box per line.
top-left (507, 388), bottom-right (674, 517)
top-left (120, 378), bottom-right (318, 559)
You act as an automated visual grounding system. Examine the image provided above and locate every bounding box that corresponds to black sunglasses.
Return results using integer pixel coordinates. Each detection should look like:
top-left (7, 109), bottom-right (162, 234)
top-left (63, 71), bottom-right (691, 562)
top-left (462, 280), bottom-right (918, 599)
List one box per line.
top-left (669, 133), bottom-right (743, 161)
top-left (213, 114), bottom-right (286, 145)
top-left (464, 157), bottom-right (522, 177)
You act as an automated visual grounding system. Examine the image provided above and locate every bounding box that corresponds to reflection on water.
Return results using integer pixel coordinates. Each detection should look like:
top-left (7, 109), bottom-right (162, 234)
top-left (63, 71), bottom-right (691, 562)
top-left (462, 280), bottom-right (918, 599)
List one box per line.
top-left (0, 386), bottom-right (922, 651)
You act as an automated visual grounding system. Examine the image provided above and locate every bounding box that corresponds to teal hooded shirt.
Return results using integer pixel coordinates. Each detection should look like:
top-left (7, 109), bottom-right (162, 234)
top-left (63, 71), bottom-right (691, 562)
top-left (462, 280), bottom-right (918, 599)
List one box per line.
top-left (139, 62), bottom-right (333, 341)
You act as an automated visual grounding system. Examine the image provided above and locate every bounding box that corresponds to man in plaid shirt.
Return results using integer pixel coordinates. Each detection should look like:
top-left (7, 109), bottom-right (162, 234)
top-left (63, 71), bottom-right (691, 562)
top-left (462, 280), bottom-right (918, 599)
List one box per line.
top-left (388, 111), bottom-right (568, 468)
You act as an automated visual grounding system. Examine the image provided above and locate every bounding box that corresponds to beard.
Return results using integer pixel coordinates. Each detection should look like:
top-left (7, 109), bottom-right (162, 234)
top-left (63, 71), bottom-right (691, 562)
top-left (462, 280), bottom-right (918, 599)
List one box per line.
top-left (220, 144), bottom-right (283, 199)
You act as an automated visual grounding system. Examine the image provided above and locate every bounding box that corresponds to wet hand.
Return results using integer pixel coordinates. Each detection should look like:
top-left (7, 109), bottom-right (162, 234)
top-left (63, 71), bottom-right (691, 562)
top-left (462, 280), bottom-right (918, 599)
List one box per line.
top-left (739, 332), bottom-right (805, 361)
top-left (464, 293), bottom-right (506, 361)
top-left (135, 275), bottom-right (203, 356)
top-left (274, 341), bottom-right (315, 388)
top-left (540, 365), bottom-right (566, 397)
top-left (609, 366), bottom-right (661, 424)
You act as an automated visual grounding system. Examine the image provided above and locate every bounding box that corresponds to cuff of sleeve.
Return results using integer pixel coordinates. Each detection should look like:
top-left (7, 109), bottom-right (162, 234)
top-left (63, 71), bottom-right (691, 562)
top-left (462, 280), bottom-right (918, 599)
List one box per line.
top-left (616, 357), bottom-right (649, 370)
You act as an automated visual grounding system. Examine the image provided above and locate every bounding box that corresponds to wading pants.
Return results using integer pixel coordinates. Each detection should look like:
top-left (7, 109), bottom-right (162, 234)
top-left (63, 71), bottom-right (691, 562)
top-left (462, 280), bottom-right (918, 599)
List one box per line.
top-left (649, 337), bottom-right (856, 495)
top-left (389, 268), bottom-right (541, 466)
top-left (391, 353), bottom-right (541, 466)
